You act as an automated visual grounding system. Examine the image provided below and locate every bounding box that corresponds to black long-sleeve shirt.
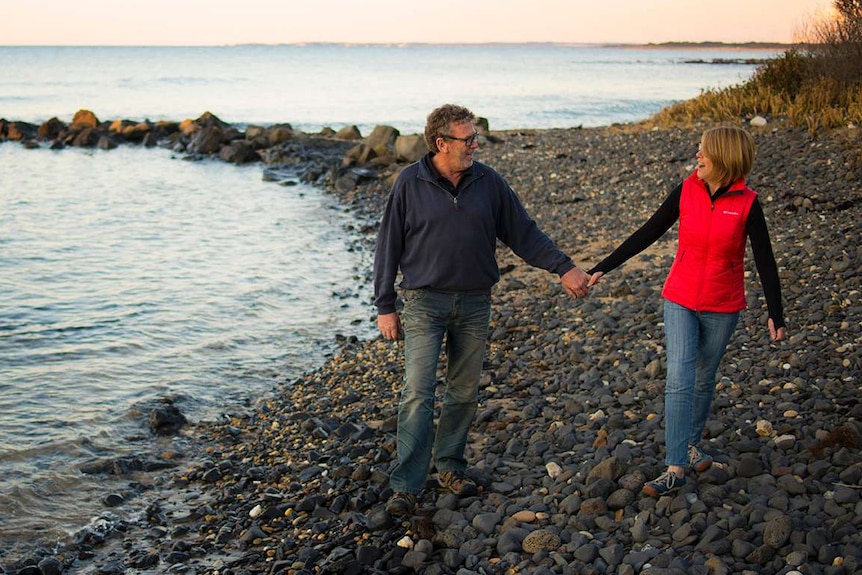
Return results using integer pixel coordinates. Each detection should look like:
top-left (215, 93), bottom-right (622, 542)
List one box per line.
top-left (589, 182), bottom-right (785, 329)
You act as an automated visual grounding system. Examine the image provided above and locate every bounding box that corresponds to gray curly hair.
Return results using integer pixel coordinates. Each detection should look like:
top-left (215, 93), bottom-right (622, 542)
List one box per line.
top-left (424, 104), bottom-right (475, 153)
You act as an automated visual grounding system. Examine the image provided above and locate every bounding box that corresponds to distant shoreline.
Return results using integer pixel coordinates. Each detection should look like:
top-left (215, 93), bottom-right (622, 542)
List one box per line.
top-left (0, 41), bottom-right (796, 50)
top-left (607, 41), bottom-right (794, 51)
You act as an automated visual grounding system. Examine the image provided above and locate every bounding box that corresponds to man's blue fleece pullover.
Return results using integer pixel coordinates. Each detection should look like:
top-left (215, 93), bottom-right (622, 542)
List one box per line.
top-left (373, 153), bottom-right (575, 315)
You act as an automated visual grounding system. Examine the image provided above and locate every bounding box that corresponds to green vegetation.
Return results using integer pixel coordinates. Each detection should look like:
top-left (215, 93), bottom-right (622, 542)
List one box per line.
top-left (646, 0), bottom-right (862, 133)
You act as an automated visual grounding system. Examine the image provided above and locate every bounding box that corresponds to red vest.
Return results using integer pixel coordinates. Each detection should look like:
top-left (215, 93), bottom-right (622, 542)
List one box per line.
top-left (661, 172), bottom-right (757, 313)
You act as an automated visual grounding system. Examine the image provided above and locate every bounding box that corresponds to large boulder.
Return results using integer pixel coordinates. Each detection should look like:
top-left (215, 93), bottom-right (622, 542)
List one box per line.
top-left (71, 127), bottom-right (99, 147)
top-left (342, 142), bottom-right (377, 167)
top-left (153, 120), bottom-right (179, 139)
top-left (179, 117), bottom-right (199, 137)
top-left (179, 111), bottom-right (229, 137)
top-left (394, 134), bottom-right (426, 163)
top-left (245, 125), bottom-right (270, 150)
top-left (219, 140), bottom-right (259, 164)
top-left (245, 125), bottom-right (268, 140)
top-left (268, 124), bottom-right (294, 146)
top-left (97, 135), bottom-right (118, 150)
top-left (108, 119), bottom-right (135, 134)
top-left (364, 125), bottom-right (399, 154)
top-left (195, 111), bottom-right (230, 130)
top-left (38, 117), bottom-right (66, 140)
top-left (124, 122), bottom-right (153, 143)
top-left (334, 125), bottom-right (362, 140)
top-left (6, 121), bottom-right (38, 141)
top-left (71, 109), bottom-right (99, 130)
top-left (189, 126), bottom-right (225, 154)
top-left (148, 403), bottom-right (187, 435)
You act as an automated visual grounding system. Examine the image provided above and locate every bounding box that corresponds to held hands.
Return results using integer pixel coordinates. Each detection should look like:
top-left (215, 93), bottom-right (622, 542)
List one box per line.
top-left (378, 312), bottom-right (402, 341)
top-left (561, 267), bottom-right (592, 298)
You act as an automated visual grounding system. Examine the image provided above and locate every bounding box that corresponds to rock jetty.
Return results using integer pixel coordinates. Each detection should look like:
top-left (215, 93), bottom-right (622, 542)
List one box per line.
top-left (1, 114), bottom-right (860, 575)
top-left (0, 109), bottom-right (429, 193)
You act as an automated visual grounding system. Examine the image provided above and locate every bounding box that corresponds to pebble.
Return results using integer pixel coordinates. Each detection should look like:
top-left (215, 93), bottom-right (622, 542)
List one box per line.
top-left (522, 529), bottom-right (562, 553)
top-left (4, 121), bottom-right (861, 575)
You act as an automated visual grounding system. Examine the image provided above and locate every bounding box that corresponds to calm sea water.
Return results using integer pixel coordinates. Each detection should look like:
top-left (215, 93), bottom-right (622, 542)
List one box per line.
top-left (0, 44), bottom-right (777, 132)
top-left (0, 44), bottom-right (778, 557)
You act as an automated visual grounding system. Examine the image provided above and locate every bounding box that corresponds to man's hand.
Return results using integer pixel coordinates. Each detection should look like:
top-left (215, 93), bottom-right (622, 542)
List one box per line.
top-left (561, 267), bottom-right (590, 298)
top-left (378, 312), bottom-right (402, 340)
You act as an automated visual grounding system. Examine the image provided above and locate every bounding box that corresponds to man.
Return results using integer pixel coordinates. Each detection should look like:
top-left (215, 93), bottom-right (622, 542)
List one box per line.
top-left (373, 104), bottom-right (590, 516)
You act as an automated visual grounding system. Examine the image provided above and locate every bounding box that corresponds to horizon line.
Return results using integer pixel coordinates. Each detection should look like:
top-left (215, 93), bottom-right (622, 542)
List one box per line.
top-left (0, 40), bottom-right (797, 49)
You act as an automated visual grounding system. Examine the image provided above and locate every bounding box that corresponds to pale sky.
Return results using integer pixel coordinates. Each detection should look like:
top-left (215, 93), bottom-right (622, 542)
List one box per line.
top-left (1, 0), bottom-right (833, 46)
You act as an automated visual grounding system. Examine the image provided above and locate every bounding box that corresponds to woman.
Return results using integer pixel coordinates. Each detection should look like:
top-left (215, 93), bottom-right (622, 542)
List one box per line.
top-left (588, 126), bottom-right (787, 497)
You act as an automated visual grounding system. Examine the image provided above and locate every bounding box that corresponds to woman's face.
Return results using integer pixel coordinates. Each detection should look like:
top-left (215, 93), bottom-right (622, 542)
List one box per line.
top-left (696, 140), bottom-right (718, 186)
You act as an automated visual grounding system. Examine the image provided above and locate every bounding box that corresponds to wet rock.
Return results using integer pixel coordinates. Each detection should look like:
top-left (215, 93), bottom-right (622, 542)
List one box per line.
top-left (148, 403), bottom-right (187, 435)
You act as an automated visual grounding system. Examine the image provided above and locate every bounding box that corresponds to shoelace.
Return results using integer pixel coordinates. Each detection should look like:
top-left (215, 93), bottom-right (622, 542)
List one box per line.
top-left (657, 471), bottom-right (678, 487)
top-left (688, 445), bottom-right (702, 462)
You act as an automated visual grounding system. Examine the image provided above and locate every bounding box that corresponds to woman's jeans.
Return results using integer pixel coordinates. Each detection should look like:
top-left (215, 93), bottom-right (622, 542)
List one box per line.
top-left (663, 300), bottom-right (738, 467)
top-left (389, 289), bottom-right (491, 494)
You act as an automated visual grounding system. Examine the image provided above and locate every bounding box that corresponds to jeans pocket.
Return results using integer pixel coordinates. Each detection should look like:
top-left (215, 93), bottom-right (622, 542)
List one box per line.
top-left (401, 288), bottom-right (425, 304)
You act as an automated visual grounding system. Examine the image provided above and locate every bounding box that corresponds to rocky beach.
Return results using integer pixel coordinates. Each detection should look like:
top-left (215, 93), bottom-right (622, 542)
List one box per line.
top-left (1, 114), bottom-right (861, 575)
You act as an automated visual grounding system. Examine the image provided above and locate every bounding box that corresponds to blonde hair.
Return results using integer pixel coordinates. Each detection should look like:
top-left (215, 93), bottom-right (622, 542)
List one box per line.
top-left (699, 126), bottom-right (756, 186)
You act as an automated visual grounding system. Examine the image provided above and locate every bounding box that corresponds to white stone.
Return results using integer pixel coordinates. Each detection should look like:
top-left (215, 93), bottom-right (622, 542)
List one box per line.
top-left (249, 504), bottom-right (263, 518)
top-left (546, 461), bottom-right (563, 479)
top-left (750, 115), bottom-right (768, 127)
top-left (756, 419), bottom-right (775, 437)
top-left (775, 434), bottom-right (797, 449)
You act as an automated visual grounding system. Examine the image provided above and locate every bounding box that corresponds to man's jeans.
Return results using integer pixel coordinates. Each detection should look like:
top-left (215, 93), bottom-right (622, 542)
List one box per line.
top-left (663, 300), bottom-right (738, 467)
top-left (389, 289), bottom-right (491, 494)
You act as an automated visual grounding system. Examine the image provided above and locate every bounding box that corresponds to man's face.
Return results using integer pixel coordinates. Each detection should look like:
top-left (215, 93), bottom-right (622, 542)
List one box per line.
top-left (438, 121), bottom-right (479, 171)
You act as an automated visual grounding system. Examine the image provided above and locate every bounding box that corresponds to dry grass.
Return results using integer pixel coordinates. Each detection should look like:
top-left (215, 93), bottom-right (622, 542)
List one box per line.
top-left (644, 71), bottom-right (862, 134)
top-left (641, 1), bottom-right (862, 135)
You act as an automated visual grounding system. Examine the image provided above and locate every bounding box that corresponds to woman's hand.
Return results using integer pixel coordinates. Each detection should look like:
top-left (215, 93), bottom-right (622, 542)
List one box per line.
top-left (768, 318), bottom-right (787, 341)
top-left (587, 271), bottom-right (603, 288)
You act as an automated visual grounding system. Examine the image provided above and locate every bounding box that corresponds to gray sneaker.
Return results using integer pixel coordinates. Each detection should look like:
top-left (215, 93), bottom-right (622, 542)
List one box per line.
top-left (642, 470), bottom-right (686, 497)
top-left (688, 444), bottom-right (713, 473)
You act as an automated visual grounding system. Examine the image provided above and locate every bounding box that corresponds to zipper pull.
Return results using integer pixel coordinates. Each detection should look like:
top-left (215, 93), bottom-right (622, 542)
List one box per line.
top-left (453, 196), bottom-right (459, 210)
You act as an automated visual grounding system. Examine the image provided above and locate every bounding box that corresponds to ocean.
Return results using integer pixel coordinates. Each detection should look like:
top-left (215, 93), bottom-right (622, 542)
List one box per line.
top-left (0, 43), bottom-right (778, 557)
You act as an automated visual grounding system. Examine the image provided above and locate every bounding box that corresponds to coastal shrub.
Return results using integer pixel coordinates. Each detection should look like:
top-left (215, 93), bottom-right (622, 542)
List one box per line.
top-left (802, 0), bottom-right (862, 86)
top-left (646, 0), bottom-right (862, 133)
top-left (752, 49), bottom-right (811, 97)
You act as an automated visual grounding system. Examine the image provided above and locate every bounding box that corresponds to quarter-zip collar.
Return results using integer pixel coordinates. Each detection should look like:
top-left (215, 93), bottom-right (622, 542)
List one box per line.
top-left (422, 152), bottom-right (477, 191)
top-left (420, 152), bottom-right (483, 210)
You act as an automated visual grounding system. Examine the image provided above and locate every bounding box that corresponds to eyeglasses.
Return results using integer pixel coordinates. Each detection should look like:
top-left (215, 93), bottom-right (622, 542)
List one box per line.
top-left (440, 131), bottom-right (479, 146)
